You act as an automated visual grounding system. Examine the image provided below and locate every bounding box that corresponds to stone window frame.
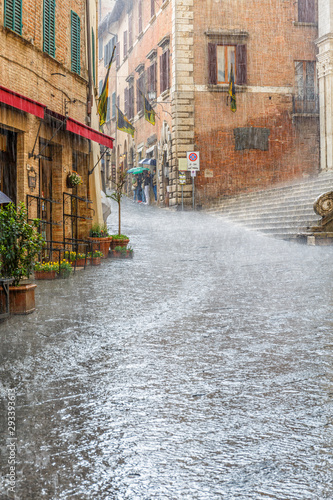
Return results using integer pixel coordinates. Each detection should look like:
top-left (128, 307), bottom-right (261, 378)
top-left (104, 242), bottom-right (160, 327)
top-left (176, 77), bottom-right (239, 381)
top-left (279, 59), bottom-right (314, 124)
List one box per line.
top-left (205, 30), bottom-right (249, 90)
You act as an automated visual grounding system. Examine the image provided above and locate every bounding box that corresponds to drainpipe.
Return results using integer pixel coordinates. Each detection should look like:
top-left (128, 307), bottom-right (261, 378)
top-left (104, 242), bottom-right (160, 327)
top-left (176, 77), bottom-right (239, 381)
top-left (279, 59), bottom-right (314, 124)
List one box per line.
top-left (86, 0), bottom-right (93, 123)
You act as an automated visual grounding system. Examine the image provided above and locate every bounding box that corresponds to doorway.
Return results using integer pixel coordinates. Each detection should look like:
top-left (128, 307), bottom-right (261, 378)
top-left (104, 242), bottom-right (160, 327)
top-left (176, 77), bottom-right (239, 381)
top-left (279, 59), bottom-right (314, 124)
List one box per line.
top-left (0, 128), bottom-right (17, 205)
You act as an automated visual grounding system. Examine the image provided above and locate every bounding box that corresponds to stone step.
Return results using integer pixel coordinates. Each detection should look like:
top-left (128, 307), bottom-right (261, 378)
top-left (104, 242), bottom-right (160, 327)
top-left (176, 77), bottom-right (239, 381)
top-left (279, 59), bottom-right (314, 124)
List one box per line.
top-left (207, 172), bottom-right (333, 240)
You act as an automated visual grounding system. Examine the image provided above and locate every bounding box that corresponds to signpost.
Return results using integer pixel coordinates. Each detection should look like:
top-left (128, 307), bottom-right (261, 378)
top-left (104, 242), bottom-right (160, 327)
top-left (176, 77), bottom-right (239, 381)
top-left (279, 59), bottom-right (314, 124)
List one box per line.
top-left (187, 152), bottom-right (200, 209)
top-left (179, 171), bottom-right (186, 210)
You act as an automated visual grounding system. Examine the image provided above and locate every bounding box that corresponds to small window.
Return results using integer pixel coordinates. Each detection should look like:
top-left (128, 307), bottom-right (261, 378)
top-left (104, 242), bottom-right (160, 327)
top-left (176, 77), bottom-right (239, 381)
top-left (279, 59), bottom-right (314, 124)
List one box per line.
top-left (208, 43), bottom-right (247, 86)
top-left (298, 0), bottom-right (316, 23)
top-left (138, 0), bottom-right (143, 33)
top-left (106, 97), bottom-right (110, 122)
top-left (160, 50), bottom-right (170, 93)
top-left (71, 11), bottom-right (81, 75)
top-left (98, 38), bottom-right (103, 60)
top-left (129, 11), bottom-right (133, 48)
top-left (124, 30), bottom-right (127, 58)
top-left (116, 41), bottom-right (120, 68)
top-left (43, 0), bottom-right (55, 57)
top-left (99, 80), bottom-right (103, 96)
top-left (148, 62), bottom-right (157, 99)
top-left (217, 45), bottom-right (235, 84)
top-left (4, 0), bottom-right (22, 34)
top-left (151, 0), bottom-right (155, 17)
top-left (112, 92), bottom-right (116, 119)
top-left (129, 84), bottom-right (134, 119)
top-left (137, 72), bottom-right (145, 113)
top-left (295, 61), bottom-right (316, 99)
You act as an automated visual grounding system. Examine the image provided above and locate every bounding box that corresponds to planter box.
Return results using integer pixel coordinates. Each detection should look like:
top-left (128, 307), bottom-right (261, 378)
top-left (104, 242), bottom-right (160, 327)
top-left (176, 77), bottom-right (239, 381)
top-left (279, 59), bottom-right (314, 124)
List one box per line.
top-left (110, 238), bottom-right (130, 250)
top-left (110, 250), bottom-right (133, 259)
top-left (70, 259), bottom-right (87, 267)
top-left (90, 257), bottom-right (101, 266)
top-left (34, 271), bottom-right (57, 280)
top-left (87, 237), bottom-right (112, 258)
top-left (0, 283), bottom-right (37, 315)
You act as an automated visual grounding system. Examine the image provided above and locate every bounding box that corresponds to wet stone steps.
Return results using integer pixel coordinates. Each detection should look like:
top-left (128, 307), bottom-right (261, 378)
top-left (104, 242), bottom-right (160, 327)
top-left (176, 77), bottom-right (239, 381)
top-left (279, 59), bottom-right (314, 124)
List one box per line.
top-left (207, 172), bottom-right (333, 240)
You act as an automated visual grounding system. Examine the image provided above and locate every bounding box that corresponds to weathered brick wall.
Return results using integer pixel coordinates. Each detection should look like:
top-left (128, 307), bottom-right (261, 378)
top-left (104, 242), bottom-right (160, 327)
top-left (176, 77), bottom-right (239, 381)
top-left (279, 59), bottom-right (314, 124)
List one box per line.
top-left (192, 0), bottom-right (319, 203)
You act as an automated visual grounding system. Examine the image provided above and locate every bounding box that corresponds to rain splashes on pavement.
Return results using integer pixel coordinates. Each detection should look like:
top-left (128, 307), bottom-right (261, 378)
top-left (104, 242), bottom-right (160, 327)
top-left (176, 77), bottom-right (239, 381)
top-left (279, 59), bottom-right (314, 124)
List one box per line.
top-left (1, 199), bottom-right (333, 499)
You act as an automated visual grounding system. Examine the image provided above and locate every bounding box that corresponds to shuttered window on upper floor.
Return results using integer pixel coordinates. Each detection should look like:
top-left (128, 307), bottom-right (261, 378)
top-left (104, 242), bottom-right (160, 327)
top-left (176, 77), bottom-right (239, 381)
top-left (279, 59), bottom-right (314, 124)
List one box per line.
top-left (298, 0), bottom-right (316, 23)
top-left (208, 43), bottom-right (247, 86)
top-left (43, 0), bottom-right (55, 57)
top-left (4, 0), bottom-right (22, 35)
top-left (71, 11), bottom-right (81, 75)
top-left (92, 28), bottom-right (96, 85)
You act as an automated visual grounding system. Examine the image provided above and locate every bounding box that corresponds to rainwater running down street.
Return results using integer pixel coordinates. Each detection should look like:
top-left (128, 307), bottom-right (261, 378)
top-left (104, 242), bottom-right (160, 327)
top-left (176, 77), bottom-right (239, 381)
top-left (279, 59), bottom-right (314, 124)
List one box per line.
top-left (1, 199), bottom-right (333, 499)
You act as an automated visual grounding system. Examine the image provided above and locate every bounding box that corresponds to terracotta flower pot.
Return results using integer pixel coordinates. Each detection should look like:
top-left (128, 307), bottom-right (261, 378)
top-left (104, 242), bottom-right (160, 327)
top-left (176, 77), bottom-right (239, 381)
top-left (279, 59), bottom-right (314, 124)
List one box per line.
top-left (71, 258), bottom-right (86, 267)
top-left (90, 257), bottom-right (101, 266)
top-left (0, 283), bottom-right (37, 315)
top-left (110, 238), bottom-right (130, 250)
top-left (87, 237), bottom-right (112, 258)
top-left (34, 271), bottom-right (57, 280)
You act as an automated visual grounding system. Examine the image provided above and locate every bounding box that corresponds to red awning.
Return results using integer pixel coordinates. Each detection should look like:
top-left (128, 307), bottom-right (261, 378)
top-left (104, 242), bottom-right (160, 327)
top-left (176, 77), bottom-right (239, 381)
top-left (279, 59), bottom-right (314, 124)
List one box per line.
top-left (66, 117), bottom-right (114, 149)
top-left (0, 85), bottom-right (46, 119)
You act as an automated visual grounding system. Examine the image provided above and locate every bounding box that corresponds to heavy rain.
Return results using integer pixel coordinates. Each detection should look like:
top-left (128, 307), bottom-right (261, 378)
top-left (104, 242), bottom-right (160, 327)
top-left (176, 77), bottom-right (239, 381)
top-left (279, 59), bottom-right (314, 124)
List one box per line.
top-left (2, 199), bottom-right (333, 499)
top-left (1, 0), bottom-right (333, 498)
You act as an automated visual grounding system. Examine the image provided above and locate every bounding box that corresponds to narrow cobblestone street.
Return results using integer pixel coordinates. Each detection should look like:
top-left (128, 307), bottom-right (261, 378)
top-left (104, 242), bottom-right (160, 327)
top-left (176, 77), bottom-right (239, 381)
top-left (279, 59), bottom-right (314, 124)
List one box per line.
top-left (1, 199), bottom-right (333, 499)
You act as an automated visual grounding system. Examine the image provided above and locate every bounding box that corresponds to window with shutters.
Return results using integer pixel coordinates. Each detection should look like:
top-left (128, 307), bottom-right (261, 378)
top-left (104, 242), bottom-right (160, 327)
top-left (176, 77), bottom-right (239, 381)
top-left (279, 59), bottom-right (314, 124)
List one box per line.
top-left (106, 97), bottom-right (110, 122)
top-left (128, 84), bottom-right (134, 120)
top-left (112, 92), bottom-right (116, 119)
top-left (98, 38), bottom-right (103, 60)
top-left (151, 0), bottom-right (155, 18)
top-left (208, 43), bottom-right (247, 86)
top-left (137, 72), bottom-right (145, 114)
top-left (123, 31), bottom-right (127, 58)
top-left (128, 11), bottom-right (133, 49)
top-left (4, 0), bottom-right (22, 35)
top-left (92, 28), bottom-right (96, 85)
top-left (104, 37), bottom-right (116, 67)
top-left (293, 60), bottom-right (318, 113)
top-left (160, 50), bottom-right (170, 94)
top-left (116, 41), bottom-right (120, 68)
top-left (298, 0), bottom-right (316, 23)
top-left (148, 62), bottom-right (157, 100)
top-left (43, 0), bottom-right (55, 57)
top-left (138, 0), bottom-right (143, 34)
top-left (99, 80), bottom-right (103, 96)
top-left (71, 11), bottom-right (81, 75)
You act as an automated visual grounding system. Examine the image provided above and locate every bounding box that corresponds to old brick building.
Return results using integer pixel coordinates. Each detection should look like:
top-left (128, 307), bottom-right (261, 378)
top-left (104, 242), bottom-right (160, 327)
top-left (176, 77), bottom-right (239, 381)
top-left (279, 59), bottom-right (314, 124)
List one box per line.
top-left (0, 0), bottom-right (113, 247)
top-left (99, 0), bottom-right (319, 207)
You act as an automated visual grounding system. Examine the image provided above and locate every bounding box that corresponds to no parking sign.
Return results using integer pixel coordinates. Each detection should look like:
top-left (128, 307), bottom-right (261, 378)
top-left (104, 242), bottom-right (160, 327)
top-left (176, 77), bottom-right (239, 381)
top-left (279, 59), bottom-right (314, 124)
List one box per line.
top-left (187, 151), bottom-right (200, 171)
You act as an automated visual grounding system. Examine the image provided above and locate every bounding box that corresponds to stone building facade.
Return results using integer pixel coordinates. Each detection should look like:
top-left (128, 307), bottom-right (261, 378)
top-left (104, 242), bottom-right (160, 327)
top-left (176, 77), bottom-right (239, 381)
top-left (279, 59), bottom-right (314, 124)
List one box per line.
top-left (0, 0), bottom-right (113, 247)
top-left (99, 0), bottom-right (319, 207)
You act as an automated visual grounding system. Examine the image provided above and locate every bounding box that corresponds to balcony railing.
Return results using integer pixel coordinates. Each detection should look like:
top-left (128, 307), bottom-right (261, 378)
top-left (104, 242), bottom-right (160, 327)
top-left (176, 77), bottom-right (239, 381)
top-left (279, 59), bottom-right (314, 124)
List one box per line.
top-left (292, 94), bottom-right (319, 115)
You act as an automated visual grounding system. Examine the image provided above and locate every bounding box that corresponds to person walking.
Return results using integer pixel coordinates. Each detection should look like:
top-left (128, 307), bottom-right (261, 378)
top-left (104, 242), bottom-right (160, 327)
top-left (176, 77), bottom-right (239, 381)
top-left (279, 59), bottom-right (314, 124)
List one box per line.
top-left (144, 171), bottom-right (151, 205)
top-left (132, 176), bottom-right (138, 202)
top-left (152, 167), bottom-right (157, 202)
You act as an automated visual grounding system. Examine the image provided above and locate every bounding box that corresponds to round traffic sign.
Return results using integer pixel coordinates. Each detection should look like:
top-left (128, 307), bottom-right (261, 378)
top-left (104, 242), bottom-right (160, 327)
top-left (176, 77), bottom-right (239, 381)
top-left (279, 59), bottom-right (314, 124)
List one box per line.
top-left (189, 153), bottom-right (198, 162)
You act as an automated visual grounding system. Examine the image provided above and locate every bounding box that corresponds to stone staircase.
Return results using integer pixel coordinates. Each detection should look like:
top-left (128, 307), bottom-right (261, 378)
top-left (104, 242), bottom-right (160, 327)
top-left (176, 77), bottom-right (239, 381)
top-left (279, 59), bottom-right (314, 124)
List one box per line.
top-left (206, 172), bottom-right (333, 241)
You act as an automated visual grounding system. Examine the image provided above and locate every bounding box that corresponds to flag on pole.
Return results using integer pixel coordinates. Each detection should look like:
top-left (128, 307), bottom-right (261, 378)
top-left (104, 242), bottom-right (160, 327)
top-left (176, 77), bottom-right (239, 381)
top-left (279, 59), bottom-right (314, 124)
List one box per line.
top-left (140, 91), bottom-right (155, 125)
top-left (116, 107), bottom-right (135, 137)
top-left (98, 46), bottom-right (116, 126)
top-left (228, 64), bottom-right (236, 113)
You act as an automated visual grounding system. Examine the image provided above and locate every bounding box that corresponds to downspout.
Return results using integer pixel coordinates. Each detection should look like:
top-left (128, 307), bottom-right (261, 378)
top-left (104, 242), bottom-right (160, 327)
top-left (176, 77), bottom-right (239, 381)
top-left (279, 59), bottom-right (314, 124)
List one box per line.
top-left (86, 0), bottom-right (93, 123)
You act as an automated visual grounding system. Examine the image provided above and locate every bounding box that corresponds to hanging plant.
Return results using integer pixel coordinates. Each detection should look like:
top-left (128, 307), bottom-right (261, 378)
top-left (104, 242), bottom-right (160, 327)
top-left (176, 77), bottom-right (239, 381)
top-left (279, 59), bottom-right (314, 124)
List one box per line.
top-left (66, 171), bottom-right (82, 188)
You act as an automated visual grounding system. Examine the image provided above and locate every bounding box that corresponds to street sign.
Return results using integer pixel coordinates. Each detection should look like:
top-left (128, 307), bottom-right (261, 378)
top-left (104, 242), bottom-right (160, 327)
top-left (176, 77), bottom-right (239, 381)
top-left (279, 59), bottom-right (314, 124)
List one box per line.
top-left (191, 170), bottom-right (196, 177)
top-left (179, 171), bottom-right (186, 185)
top-left (187, 151), bottom-right (200, 171)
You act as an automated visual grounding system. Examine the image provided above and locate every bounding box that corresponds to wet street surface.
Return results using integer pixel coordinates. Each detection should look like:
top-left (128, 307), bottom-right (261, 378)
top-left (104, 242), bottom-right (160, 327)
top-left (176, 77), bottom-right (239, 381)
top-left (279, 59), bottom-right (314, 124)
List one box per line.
top-left (1, 198), bottom-right (333, 499)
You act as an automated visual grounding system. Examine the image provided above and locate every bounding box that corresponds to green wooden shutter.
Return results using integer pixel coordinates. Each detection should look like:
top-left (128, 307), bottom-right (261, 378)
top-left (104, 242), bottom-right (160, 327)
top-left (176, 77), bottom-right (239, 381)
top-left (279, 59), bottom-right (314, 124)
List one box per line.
top-left (43, 0), bottom-right (55, 57)
top-left (71, 11), bottom-right (81, 75)
top-left (92, 28), bottom-right (95, 85)
top-left (4, 0), bottom-right (22, 34)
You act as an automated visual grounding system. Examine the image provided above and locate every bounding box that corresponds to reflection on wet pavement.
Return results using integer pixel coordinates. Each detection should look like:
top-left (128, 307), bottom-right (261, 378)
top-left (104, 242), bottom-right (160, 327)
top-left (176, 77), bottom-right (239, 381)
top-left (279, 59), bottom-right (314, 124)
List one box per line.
top-left (1, 198), bottom-right (333, 499)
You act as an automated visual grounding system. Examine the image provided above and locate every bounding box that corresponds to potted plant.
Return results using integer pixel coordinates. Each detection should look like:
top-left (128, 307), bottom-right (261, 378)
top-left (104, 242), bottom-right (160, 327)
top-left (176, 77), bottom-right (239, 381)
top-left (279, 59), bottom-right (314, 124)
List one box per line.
top-left (58, 260), bottom-right (73, 279)
top-left (88, 250), bottom-right (103, 266)
top-left (110, 245), bottom-right (133, 259)
top-left (34, 261), bottom-right (58, 280)
top-left (0, 202), bottom-right (45, 314)
top-left (64, 251), bottom-right (87, 267)
top-left (87, 222), bottom-right (112, 258)
top-left (66, 170), bottom-right (82, 188)
top-left (109, 170), bottom-right (130, 250)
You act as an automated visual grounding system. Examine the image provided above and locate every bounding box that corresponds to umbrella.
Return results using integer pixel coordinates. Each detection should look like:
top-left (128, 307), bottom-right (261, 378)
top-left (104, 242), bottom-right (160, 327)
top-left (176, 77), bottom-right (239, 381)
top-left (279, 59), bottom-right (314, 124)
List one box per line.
top-left (0, 191), bottom-right (12, 204)
top-left (127, 166), bottom-right (149, 174)
top-left (139, 158), bottom-right (156, 166)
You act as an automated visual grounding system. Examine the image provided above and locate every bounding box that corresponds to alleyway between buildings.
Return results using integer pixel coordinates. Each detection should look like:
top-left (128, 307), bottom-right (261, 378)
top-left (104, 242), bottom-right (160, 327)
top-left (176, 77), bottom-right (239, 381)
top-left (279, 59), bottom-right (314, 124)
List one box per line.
top-left (1, 198), bottom-right (333, 499)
